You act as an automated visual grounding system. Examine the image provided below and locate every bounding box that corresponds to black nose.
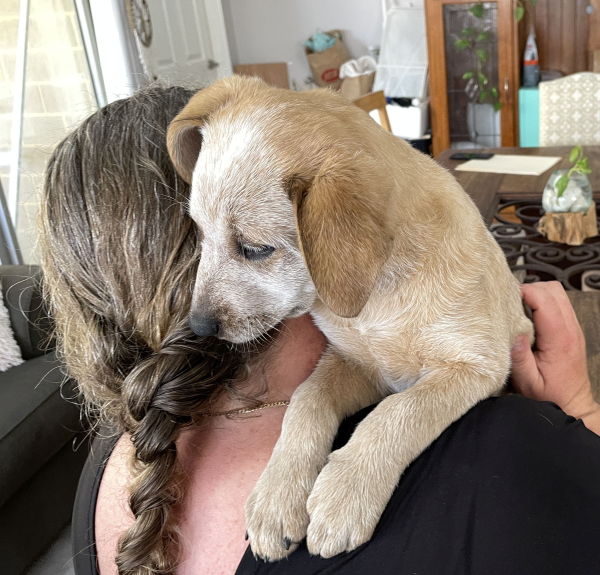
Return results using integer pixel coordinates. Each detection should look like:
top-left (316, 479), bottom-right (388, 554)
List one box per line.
top-left (189, 314), bottom-right (221, 337)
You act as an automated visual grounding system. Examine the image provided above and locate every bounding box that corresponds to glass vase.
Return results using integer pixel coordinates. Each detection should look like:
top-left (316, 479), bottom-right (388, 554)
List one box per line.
top-left (542, 170), bottom-right (592, 213)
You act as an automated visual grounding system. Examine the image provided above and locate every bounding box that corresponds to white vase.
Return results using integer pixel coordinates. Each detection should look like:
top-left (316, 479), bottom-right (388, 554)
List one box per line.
top-left (466, 102), bottom-right (501, 148)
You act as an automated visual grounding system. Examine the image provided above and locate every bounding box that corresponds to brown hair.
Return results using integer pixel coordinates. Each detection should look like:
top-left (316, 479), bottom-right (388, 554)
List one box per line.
top-left (39, 85), bottom-right (251, 574)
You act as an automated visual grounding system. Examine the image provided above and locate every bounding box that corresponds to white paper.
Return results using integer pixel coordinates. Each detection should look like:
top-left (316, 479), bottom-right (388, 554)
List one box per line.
top-left (454, 155), bottom-right (562, 176)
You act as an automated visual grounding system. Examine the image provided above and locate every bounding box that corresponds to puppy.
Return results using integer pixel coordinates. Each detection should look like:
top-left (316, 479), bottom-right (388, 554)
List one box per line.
top-left (167, 76), bottom-right (534, 560)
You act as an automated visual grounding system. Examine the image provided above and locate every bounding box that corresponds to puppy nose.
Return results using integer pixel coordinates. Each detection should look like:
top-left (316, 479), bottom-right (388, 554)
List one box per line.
top-left (189, 314), bottom-right (221, 337)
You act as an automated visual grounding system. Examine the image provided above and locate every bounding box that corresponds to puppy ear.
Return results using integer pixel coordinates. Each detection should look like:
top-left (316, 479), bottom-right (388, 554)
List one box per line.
top-left (167, 76), bottom-right (268, 183)
top-left (167, 118), bottom-right (204, 184)
top-left (290, 154), bottom-right (392, 318)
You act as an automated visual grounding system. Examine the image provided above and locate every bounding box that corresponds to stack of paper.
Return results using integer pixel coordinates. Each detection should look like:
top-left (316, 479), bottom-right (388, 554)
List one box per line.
top-left (454, 155), bottom-right (562, 176)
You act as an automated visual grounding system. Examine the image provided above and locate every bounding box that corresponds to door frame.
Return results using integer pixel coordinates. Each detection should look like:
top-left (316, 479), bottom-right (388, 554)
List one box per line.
top-left (204, 0), bottom-right (233, 78)
top-left (425, 0), bottom-right (519, 156)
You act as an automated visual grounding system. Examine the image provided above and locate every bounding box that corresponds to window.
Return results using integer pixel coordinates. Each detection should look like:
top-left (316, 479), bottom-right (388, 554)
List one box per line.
top-left (0, 0), bottom-right (98, 264)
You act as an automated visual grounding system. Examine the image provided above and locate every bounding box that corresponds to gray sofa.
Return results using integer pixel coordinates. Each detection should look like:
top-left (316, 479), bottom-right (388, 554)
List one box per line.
top-left (0, 265), bottom-right (88, 575)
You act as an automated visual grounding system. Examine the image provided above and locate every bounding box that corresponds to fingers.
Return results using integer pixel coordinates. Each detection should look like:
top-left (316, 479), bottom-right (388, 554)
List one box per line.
top-left (520, 282), bottom-right (582, 352)
top-left (510, 334), bottom-right (544, 398)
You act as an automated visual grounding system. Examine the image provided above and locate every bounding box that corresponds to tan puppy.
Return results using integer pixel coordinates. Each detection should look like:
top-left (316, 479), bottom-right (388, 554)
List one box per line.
top-left (167, 76), bottom-right (534, 561)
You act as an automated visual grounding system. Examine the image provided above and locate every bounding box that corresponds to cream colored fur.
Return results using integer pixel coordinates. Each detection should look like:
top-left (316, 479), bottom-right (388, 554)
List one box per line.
top-left (167, 76), bottom-right (534, 561)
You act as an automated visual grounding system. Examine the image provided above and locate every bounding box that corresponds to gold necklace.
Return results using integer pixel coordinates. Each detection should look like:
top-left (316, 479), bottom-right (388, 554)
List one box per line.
top-left (198, 400), bottom-right (290, 418)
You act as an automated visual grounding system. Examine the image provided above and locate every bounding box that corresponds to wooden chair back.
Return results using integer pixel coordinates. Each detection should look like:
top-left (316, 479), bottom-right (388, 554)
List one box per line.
top-left (352, 90), bottom-right (392, 132)
top-left (234, 63), bottom-right (290, 89)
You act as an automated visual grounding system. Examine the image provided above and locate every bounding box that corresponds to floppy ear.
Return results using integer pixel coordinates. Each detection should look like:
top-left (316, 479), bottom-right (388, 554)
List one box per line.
top-left (167, 76), bottom-right (268, 183)
top-left (167, 116), bottom-right (204, 185)
top-left (289, 153), bottom-right (393, 318)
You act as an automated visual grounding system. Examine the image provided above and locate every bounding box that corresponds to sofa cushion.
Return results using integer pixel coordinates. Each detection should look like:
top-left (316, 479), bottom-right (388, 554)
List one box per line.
top-left (0, 285), bottom-right (23, 371)
top-left (0, 265), bottom-right (53, 360)
top-left (0, 351), bottom-right (82, 507)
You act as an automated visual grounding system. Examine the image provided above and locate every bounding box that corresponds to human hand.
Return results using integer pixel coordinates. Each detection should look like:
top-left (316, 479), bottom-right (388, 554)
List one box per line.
top-left (510, 281), bottom-right (600, 434)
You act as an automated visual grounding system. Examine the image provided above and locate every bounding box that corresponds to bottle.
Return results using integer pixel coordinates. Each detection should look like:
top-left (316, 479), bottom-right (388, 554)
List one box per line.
top-left (522, 26), bottom-right (540, 87)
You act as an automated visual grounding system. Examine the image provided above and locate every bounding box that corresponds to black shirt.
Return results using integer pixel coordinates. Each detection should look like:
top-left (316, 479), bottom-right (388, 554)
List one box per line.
top-left (73, 395), bottom-right (600, 574)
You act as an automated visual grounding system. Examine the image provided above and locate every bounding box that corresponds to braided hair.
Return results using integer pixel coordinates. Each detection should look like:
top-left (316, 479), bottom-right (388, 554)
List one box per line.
top-left (39, 85), bottom-right (251, 574)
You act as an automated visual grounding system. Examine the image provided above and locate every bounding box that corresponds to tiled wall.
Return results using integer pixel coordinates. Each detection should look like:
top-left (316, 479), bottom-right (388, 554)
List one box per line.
top-left (0, 0), bottom-right (97, 263)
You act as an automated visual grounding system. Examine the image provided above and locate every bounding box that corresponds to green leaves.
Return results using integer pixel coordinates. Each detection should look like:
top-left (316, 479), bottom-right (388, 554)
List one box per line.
top-left (491, 87), bottom-right (502, 110)
top-left (578, 158), bottom-right (592, 174)
top-left (569, 145), bottom-right (582, 163)
top-left (556, 146), bottom-right (593, 198)
top-left (516, 0), bottom-right (537, 22)
top-left (469, 3), bottom-right (484, 18)
top-left (456, 4), bottom-right (500, 107)
top-left (515, 6), bottom-right (525, 21)
top-left (569, 146), bottom-right (592, 175)
top-left (578, 157), bottom-right (592, 174)
top-left (555, 174), bottom-right (569, 198)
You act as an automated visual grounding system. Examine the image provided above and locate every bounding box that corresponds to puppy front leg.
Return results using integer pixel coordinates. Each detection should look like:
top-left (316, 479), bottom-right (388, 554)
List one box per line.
top-left (306, 363), bottom-right (506, 558)
top-left (245, 348), bottom-right (383, 561)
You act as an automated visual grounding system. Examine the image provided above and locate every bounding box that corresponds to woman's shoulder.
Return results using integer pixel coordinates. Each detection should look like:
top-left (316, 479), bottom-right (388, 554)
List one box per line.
top-left (73, 432), bottom-right (134, 575)
top-left (458, 394), bottom-right (600, 450)
top-left (95, 434), bottom-right (136, 572)
top-left (336, 394), bottom-right (600, 454)
top-left (249, 395), bottom-right (600, 575)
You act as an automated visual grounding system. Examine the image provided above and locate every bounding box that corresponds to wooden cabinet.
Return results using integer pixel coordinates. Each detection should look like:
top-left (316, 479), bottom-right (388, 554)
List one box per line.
top-left (425, 0), bottom-right (519, 156)
top-left (518, 0), bottom-right (597, 74)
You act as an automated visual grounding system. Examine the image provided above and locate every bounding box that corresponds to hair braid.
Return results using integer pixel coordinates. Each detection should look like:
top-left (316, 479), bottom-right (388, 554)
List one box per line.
top-left (116, 328), bottom-right (240, 574)
top-left (39, 85), bottom-right (253, 574)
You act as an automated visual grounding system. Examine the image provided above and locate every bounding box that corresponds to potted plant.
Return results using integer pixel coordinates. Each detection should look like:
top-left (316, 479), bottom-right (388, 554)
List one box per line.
top-left (537, 146), bottom-right (597, 245)
top-left (455, 1), bottom-right (536, 147)
top-left (454, 3), bottom-right (502, 147)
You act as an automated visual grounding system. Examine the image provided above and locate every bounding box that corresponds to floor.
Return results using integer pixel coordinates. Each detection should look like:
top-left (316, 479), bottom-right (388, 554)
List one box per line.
top-left (25, 524), bottom-right (75, 575)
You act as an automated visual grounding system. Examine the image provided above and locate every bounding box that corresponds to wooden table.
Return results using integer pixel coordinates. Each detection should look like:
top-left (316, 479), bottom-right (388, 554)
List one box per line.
top-left (436, 146), bottom-right (600, 401)
top-left (436, 146), bottom-right (600, 225)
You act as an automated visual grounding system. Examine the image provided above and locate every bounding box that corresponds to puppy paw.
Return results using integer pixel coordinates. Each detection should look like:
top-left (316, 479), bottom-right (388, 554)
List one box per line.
top-left (306, 446), bottom-right (391, 559)
top-left (245, 459), bottom-right (316, 561)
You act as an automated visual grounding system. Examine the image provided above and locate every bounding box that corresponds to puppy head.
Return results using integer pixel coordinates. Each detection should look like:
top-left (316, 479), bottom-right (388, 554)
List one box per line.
top-left (167, 76), bottom-right (392, 343)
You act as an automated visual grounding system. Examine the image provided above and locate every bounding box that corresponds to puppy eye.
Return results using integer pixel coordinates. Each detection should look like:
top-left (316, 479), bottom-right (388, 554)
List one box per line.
top-left (240, 244), bottom-right (275, 261)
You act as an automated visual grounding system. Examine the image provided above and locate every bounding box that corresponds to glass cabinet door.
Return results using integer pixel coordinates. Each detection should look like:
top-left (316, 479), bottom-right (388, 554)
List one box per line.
top-left (445, 2), bottom-right (501, 148)
top-left (425, 0), bottom-right (519, 156)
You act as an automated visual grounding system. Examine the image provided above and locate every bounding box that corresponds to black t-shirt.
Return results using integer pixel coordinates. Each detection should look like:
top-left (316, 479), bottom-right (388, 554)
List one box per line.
top-left (73, 396), bottom-right (600, 575)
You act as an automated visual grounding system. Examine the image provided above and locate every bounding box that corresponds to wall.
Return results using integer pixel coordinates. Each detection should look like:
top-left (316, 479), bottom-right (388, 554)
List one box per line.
top-left (221, 0), bottom-right (384, 89)
top-left (0, 0), bottom-right (96, 263)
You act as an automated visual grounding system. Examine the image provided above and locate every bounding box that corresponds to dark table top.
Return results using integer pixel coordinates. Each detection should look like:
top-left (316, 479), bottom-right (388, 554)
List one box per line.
top-left (436, 146), bottom-right (600, 225)
top-left (435, 146), bottom-right (600, 400)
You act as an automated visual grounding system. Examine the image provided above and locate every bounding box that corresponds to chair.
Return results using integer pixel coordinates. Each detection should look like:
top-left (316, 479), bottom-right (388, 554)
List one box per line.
top-left (539, 72), bottom-right (600, 146)
top-left (234, 63), bottom-right (290, 89)
top-left (0, 265), bottom-right (87, 575)
top-left (352, 91), bottom-right (392, 132)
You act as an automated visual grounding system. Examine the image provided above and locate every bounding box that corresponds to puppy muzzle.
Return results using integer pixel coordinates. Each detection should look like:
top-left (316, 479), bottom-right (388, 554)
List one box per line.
top-left (189, 313), bottom-right (221, 337)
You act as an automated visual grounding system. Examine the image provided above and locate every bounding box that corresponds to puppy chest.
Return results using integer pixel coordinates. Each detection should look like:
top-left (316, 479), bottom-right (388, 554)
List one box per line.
top-left (313, 318), bottom-right (419, 393)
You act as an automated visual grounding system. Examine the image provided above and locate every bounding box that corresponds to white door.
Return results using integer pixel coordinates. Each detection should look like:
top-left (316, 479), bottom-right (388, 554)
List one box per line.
top-left (141, 0), bottom-right (232, 85)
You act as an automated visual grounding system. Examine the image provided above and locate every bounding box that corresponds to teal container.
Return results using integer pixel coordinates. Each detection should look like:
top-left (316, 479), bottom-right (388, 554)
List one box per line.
top-left (519, 87), bottom-right (539, 147)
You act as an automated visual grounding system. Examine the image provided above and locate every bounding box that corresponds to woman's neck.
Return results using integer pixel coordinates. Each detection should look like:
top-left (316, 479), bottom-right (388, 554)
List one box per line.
top-left (174, 314), bottom-right (327, 574)
top-left (211, 314), bottom-right (328, 412)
